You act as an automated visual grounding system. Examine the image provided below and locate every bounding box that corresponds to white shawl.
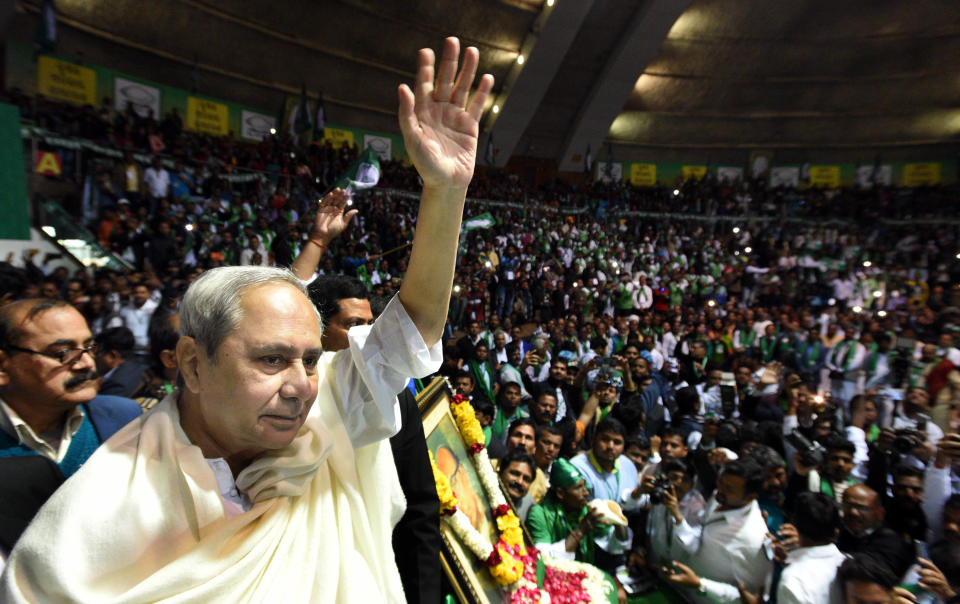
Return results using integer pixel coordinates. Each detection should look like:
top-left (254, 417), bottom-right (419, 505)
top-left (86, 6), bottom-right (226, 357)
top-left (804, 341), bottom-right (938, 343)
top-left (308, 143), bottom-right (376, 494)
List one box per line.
top-left (0, 355), bottom-right (407, 603)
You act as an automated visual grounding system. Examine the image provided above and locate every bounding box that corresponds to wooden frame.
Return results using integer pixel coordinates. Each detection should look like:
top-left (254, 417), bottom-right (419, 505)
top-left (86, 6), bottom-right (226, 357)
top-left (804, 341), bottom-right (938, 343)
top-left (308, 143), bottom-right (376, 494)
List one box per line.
top-left (417, 378), bottom-right (502, 604)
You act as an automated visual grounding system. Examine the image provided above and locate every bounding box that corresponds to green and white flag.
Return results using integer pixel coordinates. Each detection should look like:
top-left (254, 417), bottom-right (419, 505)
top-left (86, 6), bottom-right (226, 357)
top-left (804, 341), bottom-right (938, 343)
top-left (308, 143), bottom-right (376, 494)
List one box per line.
top-left (333, 147), bottom-right (380, 195)
top-left (461, 212), bottom-right (496, 233)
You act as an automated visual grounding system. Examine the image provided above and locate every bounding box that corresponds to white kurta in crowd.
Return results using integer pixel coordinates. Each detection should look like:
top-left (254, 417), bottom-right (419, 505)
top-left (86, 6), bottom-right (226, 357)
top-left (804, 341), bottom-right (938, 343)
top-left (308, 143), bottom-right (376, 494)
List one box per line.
top-left (775, 543), bottom-right (846, 604)
top-left (672, 497), bottom-right (773, 603)
top-left (0, 297), bottom-right (440, 603)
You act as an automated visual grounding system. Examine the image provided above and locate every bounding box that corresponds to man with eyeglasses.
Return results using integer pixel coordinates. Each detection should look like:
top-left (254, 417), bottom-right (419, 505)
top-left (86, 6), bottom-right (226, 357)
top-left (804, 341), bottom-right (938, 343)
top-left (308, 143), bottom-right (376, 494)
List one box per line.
top-left (0, 298), bottom-right (141, 563)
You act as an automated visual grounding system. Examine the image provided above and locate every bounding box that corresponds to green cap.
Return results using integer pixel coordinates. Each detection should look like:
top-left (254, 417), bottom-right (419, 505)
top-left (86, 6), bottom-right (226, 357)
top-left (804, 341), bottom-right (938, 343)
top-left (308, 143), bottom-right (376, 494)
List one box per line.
top-left (550, 458), bottom-right (584, 490)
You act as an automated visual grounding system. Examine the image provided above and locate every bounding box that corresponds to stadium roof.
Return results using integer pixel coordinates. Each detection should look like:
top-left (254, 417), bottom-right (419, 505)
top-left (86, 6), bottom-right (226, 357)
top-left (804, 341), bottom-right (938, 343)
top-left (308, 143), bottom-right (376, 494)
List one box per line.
top-left (10, 0), bottom-right (960, 166)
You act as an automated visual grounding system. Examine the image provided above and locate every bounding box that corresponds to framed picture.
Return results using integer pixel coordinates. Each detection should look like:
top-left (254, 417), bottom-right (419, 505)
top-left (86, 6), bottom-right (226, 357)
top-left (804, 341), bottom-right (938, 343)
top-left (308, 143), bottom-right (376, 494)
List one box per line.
top-left (418, 378), bottom-right (503, 604)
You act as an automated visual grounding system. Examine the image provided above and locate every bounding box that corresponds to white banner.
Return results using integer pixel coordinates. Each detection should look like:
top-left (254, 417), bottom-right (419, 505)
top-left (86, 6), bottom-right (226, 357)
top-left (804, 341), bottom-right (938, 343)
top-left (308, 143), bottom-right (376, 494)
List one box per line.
top-left (769, 167), bottom-right (799, 188)
top-left (363, 134), bottom-right (392, 161)
top-left (716, 166), bottom-right (743, 183)
top-left (241, 110), bottom-right (276, 141)
top-left (597, 162), bottom-right (623, 183)
top-left (855, 164), bottom-right (892, 188)
top-left (114, 78), bottom-right (160, 120)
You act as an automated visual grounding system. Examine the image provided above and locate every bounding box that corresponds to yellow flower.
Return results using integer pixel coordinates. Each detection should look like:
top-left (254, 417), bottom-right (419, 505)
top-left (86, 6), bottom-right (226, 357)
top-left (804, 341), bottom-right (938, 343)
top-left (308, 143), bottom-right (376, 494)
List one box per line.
top-left (488, 547), bottom-right (524, 585)
top-left (496, 512), bottom-right (521, 533)
top-left (460, 422), bottom-right (485, 448)
top-left (429, 452), bottom-right (458, 514)
top-left (450, 401), bottom-right (485, 447)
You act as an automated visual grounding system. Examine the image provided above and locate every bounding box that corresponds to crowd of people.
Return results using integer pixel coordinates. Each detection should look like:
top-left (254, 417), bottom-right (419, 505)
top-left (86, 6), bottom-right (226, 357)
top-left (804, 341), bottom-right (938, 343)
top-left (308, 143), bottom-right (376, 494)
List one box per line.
top-left (2, 57), bottom-right (960, 604)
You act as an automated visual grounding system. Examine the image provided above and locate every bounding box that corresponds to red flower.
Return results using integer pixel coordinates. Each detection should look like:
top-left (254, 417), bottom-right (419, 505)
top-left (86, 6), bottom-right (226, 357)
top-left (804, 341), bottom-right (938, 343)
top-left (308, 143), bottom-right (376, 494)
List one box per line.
top-left (482, 548), bottom-right (502, 567)
top-left (468, 443), bottom-right (485, 455)
top-left (451, 394), bottom-right (466, 405)
top-left (493, 504), bottom-right (511, 518)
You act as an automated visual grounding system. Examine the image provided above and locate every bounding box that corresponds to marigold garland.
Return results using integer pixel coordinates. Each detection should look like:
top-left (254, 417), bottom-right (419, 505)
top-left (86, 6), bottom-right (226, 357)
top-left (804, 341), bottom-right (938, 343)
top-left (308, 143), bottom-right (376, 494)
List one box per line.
top-left (432, 391), bottom-right (613, 602)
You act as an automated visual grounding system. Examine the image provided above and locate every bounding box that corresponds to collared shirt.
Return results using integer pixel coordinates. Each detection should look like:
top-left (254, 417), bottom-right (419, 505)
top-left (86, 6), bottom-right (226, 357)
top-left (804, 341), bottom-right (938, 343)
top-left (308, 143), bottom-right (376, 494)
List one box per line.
top-left (119, 298), bottom-right (159, 350)
top-left (674, 498), bottom-right (773, 603)
top-left (570, 451), bottom-right (639, 505)
top-left (0, 398), bottom-right (87, 463)
top-left (646, 488), bottom-right (707, 568)
top-left (776, 543), bottom-right (846, 604)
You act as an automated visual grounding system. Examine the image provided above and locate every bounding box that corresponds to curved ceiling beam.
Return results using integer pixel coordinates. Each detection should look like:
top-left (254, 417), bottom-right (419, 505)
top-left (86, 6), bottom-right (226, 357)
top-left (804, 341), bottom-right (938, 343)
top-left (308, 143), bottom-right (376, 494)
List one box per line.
top-left (483, 0), bottom-right (594, 168)
top-left (558, 0), bottom-right (689, 171)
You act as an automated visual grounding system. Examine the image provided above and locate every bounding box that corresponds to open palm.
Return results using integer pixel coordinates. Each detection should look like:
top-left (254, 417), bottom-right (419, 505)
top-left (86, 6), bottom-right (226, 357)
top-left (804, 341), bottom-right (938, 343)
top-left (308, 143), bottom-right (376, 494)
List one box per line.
top-left (399, 38), bottom-right (494, 190)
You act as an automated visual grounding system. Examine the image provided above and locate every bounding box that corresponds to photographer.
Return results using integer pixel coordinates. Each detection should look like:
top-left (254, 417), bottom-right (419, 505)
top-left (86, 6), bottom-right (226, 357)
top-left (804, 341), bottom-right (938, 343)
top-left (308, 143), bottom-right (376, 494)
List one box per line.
top-left (891, 387), bottom-right (944, 448)
top-left (644, 459), bottom-right (706, 569)
top-left (786, 434), bottom-right (858, 508)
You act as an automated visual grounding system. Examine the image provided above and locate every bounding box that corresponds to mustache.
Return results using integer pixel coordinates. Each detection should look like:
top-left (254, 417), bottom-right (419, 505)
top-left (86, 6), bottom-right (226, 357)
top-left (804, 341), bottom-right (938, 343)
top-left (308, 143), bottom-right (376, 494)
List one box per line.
top-left (65, 371), bottom-right (99, 389)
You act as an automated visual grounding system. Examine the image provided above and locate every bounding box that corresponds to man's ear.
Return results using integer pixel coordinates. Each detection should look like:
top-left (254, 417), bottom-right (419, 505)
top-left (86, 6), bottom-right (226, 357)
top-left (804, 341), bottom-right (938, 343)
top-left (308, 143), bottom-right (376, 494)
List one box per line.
top-left (176, 337), bottom-right (202, 394)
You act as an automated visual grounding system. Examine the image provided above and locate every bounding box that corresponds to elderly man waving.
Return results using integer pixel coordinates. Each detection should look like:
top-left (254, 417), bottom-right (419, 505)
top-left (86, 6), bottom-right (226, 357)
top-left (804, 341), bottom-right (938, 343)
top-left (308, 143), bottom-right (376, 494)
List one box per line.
top-left (1, 38), bottom-right (492, 603)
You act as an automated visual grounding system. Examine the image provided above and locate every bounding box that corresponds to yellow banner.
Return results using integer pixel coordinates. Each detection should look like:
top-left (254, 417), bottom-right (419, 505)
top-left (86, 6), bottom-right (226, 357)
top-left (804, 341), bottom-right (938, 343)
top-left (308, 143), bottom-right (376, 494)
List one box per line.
top-left (630, 163), bottom-right (656, 186)
top-left (681, 165), bottom-right (707, 181)
top-left (186, 97), bottom-right (229, 136)
top-left (902, 163), bottom-right (941, 187)
top-left (323, 128), bottom-right (354, 149)
top-left (808, 165), bottom-right (841, 188)
top-left (37, 56), bottom-right (97, 106)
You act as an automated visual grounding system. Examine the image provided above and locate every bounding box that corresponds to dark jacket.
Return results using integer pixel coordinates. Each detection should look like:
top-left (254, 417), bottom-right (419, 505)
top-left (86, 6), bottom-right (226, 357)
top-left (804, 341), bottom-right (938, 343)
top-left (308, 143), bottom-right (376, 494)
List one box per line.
top-left (0, 395), bottom-right (141, 555)
top-left (99, 360), bottom-right (149, 398)
top-left (390, 388), bottom-right (441, 603)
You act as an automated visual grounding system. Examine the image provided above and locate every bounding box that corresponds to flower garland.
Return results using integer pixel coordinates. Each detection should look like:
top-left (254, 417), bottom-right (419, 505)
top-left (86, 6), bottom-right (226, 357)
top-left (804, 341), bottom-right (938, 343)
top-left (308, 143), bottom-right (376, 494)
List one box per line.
top-left (434, 393), bottom-right (614, 603)
top-left (432, 394), bottom-right (525, 586)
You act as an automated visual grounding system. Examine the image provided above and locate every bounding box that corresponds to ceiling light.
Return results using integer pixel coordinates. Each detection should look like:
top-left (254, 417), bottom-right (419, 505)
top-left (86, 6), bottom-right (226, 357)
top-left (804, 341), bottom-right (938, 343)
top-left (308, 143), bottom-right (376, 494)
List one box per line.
top-left (547, 0), bottom-right (554, 6)
top-left (269, 128), bottom-right (276, 135)
top-left (492, 104), bottom-right (500, 114)
top-left (517, 55), bottom-right (525, 65)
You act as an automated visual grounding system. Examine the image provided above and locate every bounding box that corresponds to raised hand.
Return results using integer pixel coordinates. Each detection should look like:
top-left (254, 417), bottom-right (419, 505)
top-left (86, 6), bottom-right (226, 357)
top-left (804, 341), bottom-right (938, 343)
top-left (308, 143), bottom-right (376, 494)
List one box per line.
top-left (311, 188), bottom-right (357, 243)
top-left (398, 37), bottom-right (494, 191)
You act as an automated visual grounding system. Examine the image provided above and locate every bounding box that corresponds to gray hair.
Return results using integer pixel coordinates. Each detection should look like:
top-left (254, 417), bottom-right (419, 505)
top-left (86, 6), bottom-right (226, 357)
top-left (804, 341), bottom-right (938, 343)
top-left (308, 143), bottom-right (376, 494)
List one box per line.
top-left (179, 266), bottom-right (320, 362)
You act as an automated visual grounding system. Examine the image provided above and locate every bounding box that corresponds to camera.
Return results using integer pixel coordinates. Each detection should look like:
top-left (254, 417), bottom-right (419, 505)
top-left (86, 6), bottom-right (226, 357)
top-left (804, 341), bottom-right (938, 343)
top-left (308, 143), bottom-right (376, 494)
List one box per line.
top-left (891, 429), bottom-right (924, 455)
top-left (649, 474), bottom-right (674, 504)
top-left (785, 429), bottom-right (825, 468)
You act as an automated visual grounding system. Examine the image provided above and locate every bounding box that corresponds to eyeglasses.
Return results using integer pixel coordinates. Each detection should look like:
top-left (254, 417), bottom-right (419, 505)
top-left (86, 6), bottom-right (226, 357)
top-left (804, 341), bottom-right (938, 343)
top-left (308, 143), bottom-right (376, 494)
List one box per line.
top-left (5, 343), bottom-right (99, 365)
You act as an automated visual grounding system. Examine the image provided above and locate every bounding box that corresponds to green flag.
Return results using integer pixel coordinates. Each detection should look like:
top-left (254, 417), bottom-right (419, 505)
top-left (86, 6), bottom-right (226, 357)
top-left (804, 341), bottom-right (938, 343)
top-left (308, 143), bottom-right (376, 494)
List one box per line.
top-left (333, 147), bottom-right (380, 195)
top-left (461, 212), bottom-right (496, 233)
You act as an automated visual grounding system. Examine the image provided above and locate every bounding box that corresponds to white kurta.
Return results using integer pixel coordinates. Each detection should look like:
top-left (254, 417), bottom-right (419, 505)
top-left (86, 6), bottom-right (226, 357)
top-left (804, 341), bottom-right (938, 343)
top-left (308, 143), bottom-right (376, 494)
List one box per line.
top-left (673, 498), bottom-right (773, 603)
top-left (776, 543), bottom-right (846, 604)
top-left (0, 297), bottom-right (441, 603)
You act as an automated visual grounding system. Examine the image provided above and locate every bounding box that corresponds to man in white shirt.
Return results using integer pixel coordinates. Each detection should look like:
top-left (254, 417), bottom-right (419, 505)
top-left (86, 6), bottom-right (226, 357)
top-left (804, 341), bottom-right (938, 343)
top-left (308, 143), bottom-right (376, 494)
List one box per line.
top-left (826, 327), bottom-right (865, 411)
top-left (633, 274), bottom-right (653, 311)
top-left (118, 283), bottom-right (158, 356)
top-left (663, 457), bottom-right (773, 603)
top-left (660, 322), bottom-right (678, 360)
top-left (143, 156), bottom-right (170, 215)
top-left (776, 492), bottom-right (847, 604)
top-left (2, 36), bottom-right (492, 603)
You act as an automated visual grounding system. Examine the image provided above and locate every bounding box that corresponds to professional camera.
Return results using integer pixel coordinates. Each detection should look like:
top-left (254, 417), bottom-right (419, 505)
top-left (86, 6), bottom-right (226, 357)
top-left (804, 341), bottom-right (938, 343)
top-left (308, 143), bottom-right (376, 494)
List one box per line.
top-left (649, 474), bottom-right (674, 504)
top-left (785, 429), bottom-right (825, 468)
top-left (891, 430), bottom-right (924, 455)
